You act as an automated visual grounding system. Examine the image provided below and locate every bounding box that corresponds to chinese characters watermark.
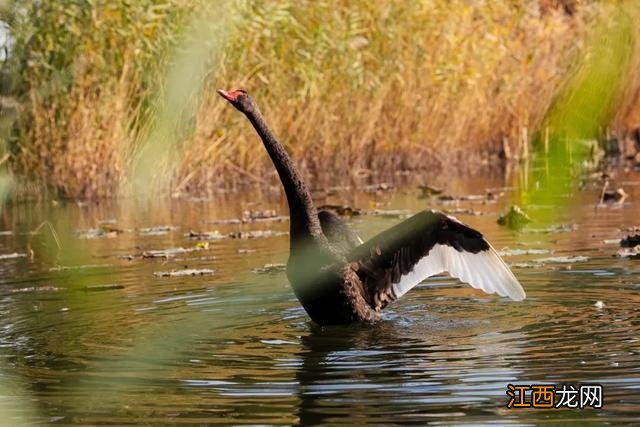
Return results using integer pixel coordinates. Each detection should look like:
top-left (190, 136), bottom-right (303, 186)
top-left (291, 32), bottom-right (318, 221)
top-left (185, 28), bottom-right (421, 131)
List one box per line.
top-left (506, 384), bottom-right (603, 409)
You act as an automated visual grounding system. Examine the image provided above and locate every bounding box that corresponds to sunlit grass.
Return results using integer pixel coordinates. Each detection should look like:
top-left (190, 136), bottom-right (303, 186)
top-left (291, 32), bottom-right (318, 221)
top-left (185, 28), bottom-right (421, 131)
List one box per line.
top-left (5, 1), bottom-right (635, 198)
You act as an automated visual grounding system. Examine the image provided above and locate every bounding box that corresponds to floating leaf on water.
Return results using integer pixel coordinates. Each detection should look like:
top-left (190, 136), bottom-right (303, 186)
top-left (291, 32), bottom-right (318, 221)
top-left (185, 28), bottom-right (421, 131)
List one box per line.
top-left (461, 194), bottom-right (487, 201)
top-left (369, 209), bottom-right (412, 218)
top-left (362, 183), bottom-right (393, 193)
top-left (139, 225), bottom-right (178, 236)
top-left (0, 252), bottom-right (27, 260)
top-left (187, 230), bottom-right (225, 240)
top-left (142, 247), bottom-right (197, 259)
top-left (621, 234), bottom-right (640, 248)
top-left (318, 204), bottom-right (362, 216)
top-left (78, 225), bottom-right (124, 239)
top-left (208, 218), bottom-right (242, 225)
top-left (228, 230), bottom-right (288, 239)
top-left (253, 263), bottom-right (287, 274)
top-left (11, 285), bottom-right (62, 293)
top-left (84, 284), bottom-right (125, 292)
top-left (497, 205), bottom-right (531, 230)
top-left (510, 262), bottom-right (544, 269)
top-left (207, 211), bottom-right (288, 225)
top-left (498, 248), bottom-right (551, 257)
top-left (615, 246), bottom-right (640, 259)
top-left (444, 208), bottom-right (482, 216)
top-left (153, 268), bottom-right (215, 277)
top-left (417, 184), bottom-right (444, 198)
top-left (524, 224), bottom-right (578, 234)
top-left (437, 193), bottom-right (495, 203)
top-left (242, 209), bottom-right (282, 221)
top-left (536, 256), bottom-right (590, 264)
top-left (50, 263), bottom-right (113, 271)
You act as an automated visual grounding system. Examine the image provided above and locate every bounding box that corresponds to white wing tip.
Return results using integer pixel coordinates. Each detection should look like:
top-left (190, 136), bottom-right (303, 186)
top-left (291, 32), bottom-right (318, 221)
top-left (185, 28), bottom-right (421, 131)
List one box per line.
top-left (505, 285), bottom-right (526, 301)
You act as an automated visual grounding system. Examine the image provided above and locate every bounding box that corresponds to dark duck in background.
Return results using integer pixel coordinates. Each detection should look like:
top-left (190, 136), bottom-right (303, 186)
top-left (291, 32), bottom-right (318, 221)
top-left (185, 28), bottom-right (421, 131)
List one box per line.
top-left (217, 89), bottom-right (526, 326)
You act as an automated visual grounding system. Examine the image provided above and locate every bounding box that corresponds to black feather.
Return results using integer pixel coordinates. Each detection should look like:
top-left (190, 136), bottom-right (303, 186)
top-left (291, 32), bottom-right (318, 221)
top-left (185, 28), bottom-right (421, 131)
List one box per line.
top-left (348, 210), bottom-right (490, 310)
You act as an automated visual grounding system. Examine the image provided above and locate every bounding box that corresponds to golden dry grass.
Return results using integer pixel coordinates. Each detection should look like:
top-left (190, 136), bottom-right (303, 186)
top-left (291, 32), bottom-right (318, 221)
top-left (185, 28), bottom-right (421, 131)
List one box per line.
top-left (1, 0), bottom-right (639, 198)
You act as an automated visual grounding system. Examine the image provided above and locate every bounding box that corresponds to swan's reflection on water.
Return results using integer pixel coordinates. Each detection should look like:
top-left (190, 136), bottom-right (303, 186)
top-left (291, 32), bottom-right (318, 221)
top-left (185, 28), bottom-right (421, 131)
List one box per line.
top-left (294, 309), bottom-right (528, 425)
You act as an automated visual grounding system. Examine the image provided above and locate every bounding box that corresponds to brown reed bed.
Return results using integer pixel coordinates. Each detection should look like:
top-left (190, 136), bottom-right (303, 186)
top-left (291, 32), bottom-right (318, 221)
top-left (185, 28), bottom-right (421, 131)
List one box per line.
top-left (1, 1), bottom-right (639, 199)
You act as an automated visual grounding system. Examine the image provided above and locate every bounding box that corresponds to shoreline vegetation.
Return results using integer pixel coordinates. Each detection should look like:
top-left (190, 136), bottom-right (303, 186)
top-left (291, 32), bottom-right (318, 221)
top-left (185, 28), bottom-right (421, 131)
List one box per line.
top-left (1, 1), bottom-right (640, 200)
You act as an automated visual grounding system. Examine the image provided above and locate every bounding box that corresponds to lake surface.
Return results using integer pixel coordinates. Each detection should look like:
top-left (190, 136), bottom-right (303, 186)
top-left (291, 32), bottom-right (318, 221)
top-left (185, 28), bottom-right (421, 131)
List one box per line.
top-left (1, 169), bottom-right (640, 425)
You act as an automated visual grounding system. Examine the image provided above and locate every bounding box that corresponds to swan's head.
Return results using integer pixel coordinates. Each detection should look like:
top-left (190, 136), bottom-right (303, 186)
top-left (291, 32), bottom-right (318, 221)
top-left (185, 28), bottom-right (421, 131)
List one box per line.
top-left (217, 89), bottom-right (255, 113)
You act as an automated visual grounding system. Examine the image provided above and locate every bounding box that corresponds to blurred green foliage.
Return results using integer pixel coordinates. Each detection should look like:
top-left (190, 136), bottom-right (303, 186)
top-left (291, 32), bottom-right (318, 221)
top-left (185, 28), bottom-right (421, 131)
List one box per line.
top-left (520, 2), bottom-right (639, 225)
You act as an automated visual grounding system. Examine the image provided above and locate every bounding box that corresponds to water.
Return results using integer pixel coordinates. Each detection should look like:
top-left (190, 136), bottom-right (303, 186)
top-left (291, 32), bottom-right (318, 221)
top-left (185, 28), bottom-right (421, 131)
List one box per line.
top-left (1, 170), bottom-right (640, 425)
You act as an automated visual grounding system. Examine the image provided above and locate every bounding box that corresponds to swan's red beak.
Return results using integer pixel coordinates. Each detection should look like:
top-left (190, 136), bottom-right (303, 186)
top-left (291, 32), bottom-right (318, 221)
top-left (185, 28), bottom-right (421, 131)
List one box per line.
top-left (217, 89), bottom-right (243, 102)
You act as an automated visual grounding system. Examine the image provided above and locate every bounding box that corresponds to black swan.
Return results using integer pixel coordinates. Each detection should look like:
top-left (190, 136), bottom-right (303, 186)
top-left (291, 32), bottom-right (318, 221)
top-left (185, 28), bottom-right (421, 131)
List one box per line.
top-left (218, 89), bottom-right (526, 326)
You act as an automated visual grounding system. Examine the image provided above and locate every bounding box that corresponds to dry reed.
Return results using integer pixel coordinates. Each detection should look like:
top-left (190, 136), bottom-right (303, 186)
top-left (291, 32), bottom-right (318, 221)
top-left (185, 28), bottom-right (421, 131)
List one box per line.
top-left (1, 0), bottom-right (638, 199)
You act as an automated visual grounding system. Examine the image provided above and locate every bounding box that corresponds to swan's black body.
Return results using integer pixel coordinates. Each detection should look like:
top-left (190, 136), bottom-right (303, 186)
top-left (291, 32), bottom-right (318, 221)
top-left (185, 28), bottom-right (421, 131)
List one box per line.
top-left (218, 89), bottom-right (525, 325)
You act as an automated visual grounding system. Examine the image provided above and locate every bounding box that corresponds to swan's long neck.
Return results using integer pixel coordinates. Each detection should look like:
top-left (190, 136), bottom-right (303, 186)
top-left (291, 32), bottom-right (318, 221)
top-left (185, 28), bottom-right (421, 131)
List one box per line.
top-left (245, 108), bottom-right (322, 241)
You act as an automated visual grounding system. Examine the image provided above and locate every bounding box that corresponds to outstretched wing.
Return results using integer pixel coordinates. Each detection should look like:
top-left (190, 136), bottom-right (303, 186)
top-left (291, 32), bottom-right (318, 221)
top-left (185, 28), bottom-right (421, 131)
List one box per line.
top-left (348, 210), bottom-right (525, 310)
top-left (318, 210), bottom-right (363, 256)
